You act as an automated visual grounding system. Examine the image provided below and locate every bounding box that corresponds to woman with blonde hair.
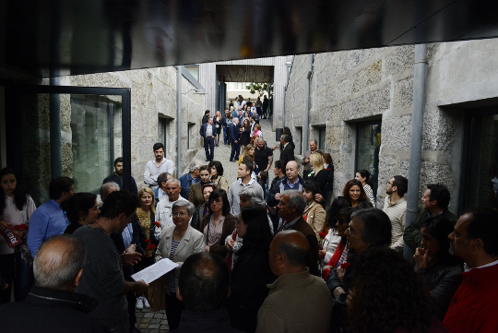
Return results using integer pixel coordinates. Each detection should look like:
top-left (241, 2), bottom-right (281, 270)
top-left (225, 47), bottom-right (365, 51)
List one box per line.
top-left (133, 187), bottom-right (157, 309)
top-left (213, 110), bottom-right (223, 147)
top-left (238, 144), bottom-right (255, 165)
top-left (306, 152), bottom-right (329, 196)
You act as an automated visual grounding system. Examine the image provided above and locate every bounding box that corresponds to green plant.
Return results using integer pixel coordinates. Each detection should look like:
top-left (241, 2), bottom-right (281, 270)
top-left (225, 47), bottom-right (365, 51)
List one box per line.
top-left (246, 82), bottom-right (273, 99)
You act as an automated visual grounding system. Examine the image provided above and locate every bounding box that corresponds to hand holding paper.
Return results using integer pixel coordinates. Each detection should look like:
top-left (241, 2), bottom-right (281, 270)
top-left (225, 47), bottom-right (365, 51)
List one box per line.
top-left (131, 258), bottom-right (178, 284)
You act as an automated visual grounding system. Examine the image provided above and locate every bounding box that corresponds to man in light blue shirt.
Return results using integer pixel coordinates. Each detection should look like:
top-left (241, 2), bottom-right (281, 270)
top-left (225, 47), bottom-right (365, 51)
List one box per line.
top-left (27, 177), bottom-right (75, 256)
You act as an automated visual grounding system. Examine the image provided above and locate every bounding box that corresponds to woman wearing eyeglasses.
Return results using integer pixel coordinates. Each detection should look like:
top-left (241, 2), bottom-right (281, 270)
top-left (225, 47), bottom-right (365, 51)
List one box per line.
top-left (156, 200), bottom-right (204, 330)
top-left (322, 207), bottom-right (356, 281)
top-left (200, 189), bottom-right (236, 258)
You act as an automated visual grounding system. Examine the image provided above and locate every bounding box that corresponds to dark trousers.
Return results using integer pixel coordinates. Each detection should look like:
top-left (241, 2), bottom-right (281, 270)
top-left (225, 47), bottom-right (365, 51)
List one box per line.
top-left (223, 127), bottom-right (228, 144)
top-left (230, 142), bottom-right (240, 161)
top-left (0, 252), bottom-right (32, 304)
top-left (204, 137), bottom-right (214, 161)
top-left (165, 292), bottom-right (186, 330)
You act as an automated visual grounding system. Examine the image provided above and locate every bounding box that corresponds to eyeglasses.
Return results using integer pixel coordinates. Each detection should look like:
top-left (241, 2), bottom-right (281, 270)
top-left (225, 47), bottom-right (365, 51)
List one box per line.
top-left (173, 212), bottom-right (188, 217)
top-left (347, 225), bottom-right (356, 235)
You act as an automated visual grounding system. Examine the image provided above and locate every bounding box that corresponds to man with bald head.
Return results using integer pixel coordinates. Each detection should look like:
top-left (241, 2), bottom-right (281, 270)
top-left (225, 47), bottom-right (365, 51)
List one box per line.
top-left (256, 231), bottom-right (332, 333)
top-left (266, 161), bottom-right (305, 229)
top-left (0, 234), bottom-right (106, 333)
top-left (276, 190), bottom-right (319, 275)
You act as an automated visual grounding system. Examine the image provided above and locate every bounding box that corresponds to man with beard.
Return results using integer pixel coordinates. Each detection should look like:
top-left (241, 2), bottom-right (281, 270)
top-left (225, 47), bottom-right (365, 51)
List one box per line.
top-left (383, 175), bottom-right (408, 252)
top-left (103, 157), bottom-right (138, 195)
top-left (144, 143), bottom-right (175, 190)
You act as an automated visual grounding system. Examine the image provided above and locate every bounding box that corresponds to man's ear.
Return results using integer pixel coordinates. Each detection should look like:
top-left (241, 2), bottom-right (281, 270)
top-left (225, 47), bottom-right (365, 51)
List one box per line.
top-left (471, 238), bottom-right (484, 253)
top-left (276, 252), bottom-right (285, 266)
top-left (74, 268), bottom-right (84, 287)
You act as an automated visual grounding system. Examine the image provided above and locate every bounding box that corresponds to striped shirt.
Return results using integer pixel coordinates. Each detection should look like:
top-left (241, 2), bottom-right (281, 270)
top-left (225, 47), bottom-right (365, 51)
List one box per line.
top-left (167, 240), bottom-right (180, 293)
top-left (363, 184), bottom-right (375, 205)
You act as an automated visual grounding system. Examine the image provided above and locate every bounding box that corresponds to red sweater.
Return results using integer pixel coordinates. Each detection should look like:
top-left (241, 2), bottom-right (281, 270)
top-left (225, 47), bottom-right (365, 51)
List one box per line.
top-left (443, 262), bottom-right (498, 333)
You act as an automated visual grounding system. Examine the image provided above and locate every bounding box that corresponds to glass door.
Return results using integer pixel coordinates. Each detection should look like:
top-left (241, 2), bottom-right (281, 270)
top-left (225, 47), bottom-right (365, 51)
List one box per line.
top-left (5, 86), bottom-right (131, 206)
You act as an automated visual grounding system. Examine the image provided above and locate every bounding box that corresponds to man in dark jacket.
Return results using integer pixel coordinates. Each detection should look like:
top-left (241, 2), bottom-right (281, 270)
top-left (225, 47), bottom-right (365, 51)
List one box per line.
top-left (172, 253), bottom-right (243, 333)
top-left (103, 156), bottom-right (138, 195)
top-left (0, 234), bottom-right (106, 333)
top-left (279, 134), bottom-right (295, 171)
top-left (230, 118), bottom-right (241, 162)
top-left (200, 117), bottom-right (217, 162)
top-left (403, 184), bottom-right (457, 254)
top-left (277, 190), bottom-right (319, 276)
top-left (202, 110), bottom-right (210, 124)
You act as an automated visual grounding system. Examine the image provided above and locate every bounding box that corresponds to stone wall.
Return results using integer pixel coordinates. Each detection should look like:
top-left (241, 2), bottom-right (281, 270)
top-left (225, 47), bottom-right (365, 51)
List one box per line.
top-left (59, 67), bottom-right (205, 191)
top-left (285, 39), bottom-right (498, 212)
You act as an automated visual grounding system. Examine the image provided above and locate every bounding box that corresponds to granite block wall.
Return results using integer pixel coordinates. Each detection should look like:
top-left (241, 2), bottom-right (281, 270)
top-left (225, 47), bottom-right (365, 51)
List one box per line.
top-left (60, 67), bottom-right (205, 192)
top-left (285, 39), bottom-right (498, 212)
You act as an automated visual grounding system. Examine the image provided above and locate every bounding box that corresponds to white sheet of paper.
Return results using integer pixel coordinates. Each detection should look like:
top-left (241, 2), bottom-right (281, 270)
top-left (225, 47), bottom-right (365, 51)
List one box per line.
top-left (131, 258), bottom-right (178, 284)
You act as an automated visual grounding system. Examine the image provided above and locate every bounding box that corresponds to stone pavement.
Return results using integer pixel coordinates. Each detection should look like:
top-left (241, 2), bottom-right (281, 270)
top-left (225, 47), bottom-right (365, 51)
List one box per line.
top-left (136, 308), bottom-right (169, 333)
top-left (135, 119), bottom-right (278, 333)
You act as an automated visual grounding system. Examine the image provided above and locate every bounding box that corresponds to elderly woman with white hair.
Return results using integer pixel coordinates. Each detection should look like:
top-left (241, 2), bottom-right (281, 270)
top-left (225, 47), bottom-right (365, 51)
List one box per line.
top-left (225, 186), bottom-right (274, 270)
top-left (156, 200), bottom-right (204, 330)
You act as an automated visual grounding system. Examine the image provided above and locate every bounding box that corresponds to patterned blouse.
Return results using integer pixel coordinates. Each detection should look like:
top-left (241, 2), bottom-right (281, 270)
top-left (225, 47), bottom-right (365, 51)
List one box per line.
top-left (137, 208), bottom-right (152, 238)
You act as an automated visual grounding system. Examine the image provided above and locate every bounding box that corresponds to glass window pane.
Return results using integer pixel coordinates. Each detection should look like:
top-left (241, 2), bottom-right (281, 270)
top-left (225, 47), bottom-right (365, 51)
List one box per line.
top-left (465, 114), bottom-right (498, 210)
top-left (70, 95), bottom-right (122, 195)
top-left (17, 93), bottom-right (122, 205)
top-left (356, 121), bottom-right (382, 203)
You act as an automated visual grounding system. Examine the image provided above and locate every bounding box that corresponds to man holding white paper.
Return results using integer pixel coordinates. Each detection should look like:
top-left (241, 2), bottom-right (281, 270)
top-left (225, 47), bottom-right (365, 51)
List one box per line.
top-left (74, 191), bottom-right (148, 333)
top-left (156, 200), bottom-right (204, 330)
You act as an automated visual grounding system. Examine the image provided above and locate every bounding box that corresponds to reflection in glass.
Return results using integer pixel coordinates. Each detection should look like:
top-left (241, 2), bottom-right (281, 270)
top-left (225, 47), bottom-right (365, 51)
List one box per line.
top-left (17, 93), bottom-right (122, 205)
top-left (70, 95), bottom-right (122, 195)
top-left (465, 114), bottom-right (498, 210)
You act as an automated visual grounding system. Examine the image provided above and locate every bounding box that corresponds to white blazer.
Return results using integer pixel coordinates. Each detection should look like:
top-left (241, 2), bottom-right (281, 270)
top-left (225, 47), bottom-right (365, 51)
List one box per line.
top-left (157, 224), bottom-right (205, 294)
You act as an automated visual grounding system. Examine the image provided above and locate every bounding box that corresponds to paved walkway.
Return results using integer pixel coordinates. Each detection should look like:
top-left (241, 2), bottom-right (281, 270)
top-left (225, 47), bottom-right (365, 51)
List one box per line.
top-left (135, 119), bottom-right (278, 333)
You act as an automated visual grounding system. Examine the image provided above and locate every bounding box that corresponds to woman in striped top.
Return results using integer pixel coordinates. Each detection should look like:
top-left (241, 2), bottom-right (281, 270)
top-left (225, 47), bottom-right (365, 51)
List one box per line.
top-left (156, 201), bottom-right (204, 330)
top-left (355, 169), bottom-right (376, 205)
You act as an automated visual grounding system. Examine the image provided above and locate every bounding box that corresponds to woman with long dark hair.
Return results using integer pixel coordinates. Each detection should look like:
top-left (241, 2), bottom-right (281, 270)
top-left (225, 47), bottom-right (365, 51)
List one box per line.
top-left (414, 215), bottom-right (463, 321)
top-left (227, 206), bottom-right (275, 332)
top-left (322, 206), bottom-right (356, 281)
top-left (240, 119), bottom-right (252, 151)
top-left (0, 167), bottom-right (36, 304)
top-left (191, 183), bottom-right (216, 231)
top-left (348, 247), bottom-right (446, 333)
top-left (209, 160), bottom-right (229, 193)
top-left (327, 208), bottom-right (392, 333)
top-left (64, 193), bottom-right (100, 234)
top-left (200, 189), bottom-right (236, 258)
top-left (320, 197), bottom-right (351, 266)
top-left (302, 181), bottom-right (327, 244)
top-left (355, 169), bottom-right (375, 204)
top-left (342, 179), bottom-right (372, 209)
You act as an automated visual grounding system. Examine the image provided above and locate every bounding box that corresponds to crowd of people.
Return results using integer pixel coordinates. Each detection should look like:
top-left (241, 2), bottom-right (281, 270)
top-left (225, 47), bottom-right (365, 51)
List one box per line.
top-left (200, 95), bottom-right (269, 164)
top-left (0, 112), bottom-right (497, 333)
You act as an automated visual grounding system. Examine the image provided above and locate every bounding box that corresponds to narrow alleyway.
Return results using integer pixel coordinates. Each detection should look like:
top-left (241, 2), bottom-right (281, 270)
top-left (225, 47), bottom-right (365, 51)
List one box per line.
top-left (190, 118), bottom-right (281, 185)
top-left (135, 119), bottom-right (280, 333)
